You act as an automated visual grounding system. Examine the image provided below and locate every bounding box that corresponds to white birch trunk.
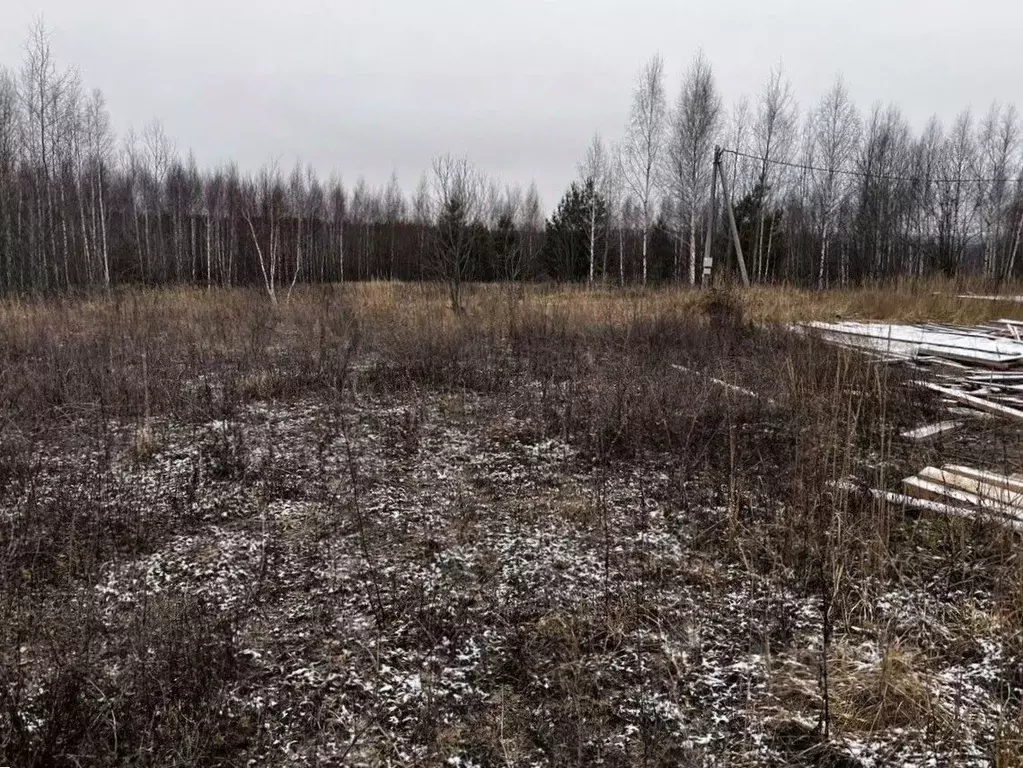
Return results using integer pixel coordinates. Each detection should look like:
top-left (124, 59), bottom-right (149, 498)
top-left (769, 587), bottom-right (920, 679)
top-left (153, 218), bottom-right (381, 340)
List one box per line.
top-left (817, 220), bottom-right (829, 290)
top-left (244, 213), bottom-right (276, 304)
top-left (588, 205), bottom-right (596, 284)
top-left (618, 224), bottom-right (624, 286)
top-left (1005, 209), bottom-right (1023, 279)
top-left (96, 165), bottom-right (109, 290)
top-left (688, 209), bottom-right (697, 285)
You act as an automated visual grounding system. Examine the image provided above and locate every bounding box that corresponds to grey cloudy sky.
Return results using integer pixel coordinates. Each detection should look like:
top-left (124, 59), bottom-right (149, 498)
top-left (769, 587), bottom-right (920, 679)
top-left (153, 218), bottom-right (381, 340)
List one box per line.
top-left (2, 0), bottom-right (1021, 206)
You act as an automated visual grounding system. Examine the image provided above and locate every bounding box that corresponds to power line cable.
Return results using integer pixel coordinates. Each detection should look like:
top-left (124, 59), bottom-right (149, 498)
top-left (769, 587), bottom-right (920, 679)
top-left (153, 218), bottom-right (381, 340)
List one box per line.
top-left (719, 146), bottom-right (1021, 186)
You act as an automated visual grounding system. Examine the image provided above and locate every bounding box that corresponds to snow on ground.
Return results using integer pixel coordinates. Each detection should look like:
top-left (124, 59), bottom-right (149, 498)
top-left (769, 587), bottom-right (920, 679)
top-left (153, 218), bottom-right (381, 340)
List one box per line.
top-left (8, 390), bottom-right (1021, 765)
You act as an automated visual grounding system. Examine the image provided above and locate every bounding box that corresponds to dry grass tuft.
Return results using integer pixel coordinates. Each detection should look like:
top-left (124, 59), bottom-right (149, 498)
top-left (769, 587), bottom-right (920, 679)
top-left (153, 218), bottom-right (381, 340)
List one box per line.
top-left (131, 421), bottom-right (162, 462)
top-left (765, 637), bottom-right (945, 740)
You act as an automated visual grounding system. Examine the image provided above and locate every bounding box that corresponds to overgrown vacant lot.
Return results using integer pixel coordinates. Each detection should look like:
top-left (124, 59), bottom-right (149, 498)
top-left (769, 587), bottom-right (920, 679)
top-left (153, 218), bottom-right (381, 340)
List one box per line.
top-left (3, 282), bottom-right (1023, 766)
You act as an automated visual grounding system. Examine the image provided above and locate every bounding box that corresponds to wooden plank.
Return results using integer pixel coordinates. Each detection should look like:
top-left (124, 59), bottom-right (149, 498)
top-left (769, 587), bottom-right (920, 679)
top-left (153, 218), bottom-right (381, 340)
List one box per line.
top-left (913, 381), bottom-right (1023, 422)
top-left (955, 294), bottom-right (1023, 304)
top-left (922, 322), bottom-right (1004, 339)
top-left (917, 346), bottom-right (1022, 369)
top-left (965, 372), bottom-right (1023, 382)
top-left (946, 407), bottom-right (996, 420)
top-left (871, 488), bottom-right (1023, 533)
top-left (918, 466), bottom-right (1023, 508)
top-left (904, 476), bottom-right (983, 505)
top-left (902, 477), bottom-right (1023, 523)
top-left (900, 421), bottom-right (962, 441)
top-left (988, 395), bottom-right (1023, 406)
top-left (671, 364), bottom-right (777, 406)
top-left (941, 465), bottom-right (1023, 495)
top-left (926, 358), bottom-right (976, 371)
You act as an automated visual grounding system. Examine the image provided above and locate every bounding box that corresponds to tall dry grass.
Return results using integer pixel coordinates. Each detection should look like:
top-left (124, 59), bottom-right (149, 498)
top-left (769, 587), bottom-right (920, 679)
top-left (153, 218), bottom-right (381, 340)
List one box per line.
top-left (331, 276), bottom-right (1023, 325)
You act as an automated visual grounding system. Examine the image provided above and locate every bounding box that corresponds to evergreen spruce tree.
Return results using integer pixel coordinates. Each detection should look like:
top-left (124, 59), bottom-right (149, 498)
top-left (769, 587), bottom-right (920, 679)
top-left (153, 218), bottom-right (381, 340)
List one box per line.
top-left (542, 178), bottom-right (608, 281)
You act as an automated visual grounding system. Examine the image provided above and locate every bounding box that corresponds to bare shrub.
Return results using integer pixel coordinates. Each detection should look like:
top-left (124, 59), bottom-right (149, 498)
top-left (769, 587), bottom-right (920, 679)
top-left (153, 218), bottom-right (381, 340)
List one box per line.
top-left (0, 594), bottom-right (239, 766)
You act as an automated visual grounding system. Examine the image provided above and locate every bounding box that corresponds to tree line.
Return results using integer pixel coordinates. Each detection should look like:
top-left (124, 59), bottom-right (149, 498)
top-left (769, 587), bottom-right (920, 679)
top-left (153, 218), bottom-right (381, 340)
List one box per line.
top-left (1, 22), bottom-right (1021, 300)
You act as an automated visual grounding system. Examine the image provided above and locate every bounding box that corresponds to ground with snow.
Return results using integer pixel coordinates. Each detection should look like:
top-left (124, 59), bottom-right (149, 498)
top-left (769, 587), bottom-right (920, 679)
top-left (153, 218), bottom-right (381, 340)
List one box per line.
top-left (6, 375), bottom-right (1021, 766)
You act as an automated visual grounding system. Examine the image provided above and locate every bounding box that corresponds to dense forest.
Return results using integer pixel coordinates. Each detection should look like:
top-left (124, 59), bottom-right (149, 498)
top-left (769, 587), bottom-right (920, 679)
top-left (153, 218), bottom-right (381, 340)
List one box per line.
top-left (1, 22), bottom-right (1021, 298)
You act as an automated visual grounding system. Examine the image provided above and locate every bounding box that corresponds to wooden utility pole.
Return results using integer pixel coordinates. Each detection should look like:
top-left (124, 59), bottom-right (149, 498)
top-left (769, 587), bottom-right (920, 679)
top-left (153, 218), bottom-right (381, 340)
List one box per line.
top-left (702, 147), bottom-right (720, 284)
top-left (715, 149), bottom-right (750, 286)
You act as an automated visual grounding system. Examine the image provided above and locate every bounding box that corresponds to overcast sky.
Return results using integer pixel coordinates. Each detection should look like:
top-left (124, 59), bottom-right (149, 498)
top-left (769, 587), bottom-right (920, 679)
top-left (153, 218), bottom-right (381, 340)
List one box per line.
top-left (2, 0), bottom-right (1021, 206)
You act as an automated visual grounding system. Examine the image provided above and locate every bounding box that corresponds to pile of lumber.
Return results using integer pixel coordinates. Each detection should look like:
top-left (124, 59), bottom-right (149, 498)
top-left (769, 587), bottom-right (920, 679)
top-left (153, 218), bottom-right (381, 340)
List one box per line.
top-left (803, 320), bottom-right (1023, 368)
top-left (884, 465), bottom-right (1023, 532)
top-left (808, 322), bottom-right (1023, 530)
top-left (803, 321), bottom-right (1023, 425)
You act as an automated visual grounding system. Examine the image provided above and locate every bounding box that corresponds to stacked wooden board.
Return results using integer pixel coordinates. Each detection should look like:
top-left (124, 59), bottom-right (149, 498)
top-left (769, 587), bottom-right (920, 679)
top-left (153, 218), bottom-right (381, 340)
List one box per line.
top-left (803, 320), bottom-right (1023, 368)
top-left (806, 321), bottom-right (1023, 531)
top-left (802, 321), bottom-right (1023, 425)
top-left (895, 465), bottom-right (1023, 532)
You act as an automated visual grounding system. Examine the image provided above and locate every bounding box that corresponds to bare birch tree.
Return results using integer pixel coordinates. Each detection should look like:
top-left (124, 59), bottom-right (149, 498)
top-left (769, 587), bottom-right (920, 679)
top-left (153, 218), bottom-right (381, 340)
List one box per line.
top-left (242, 160), bottom-right (283, 304)
top-left (521, 181), bottom-right (544, 281)
top-left (1008, 176), bottom-right (1023, 279)
top-left (1004, 113), bottom-right (1023, 278)
top-left (203, 167), bottom-right (224, 287)
top-left (82, 88), bottom-right (113, 288)
top-left (976, 103), bottom-right (1019, 276)
top-left (412, 171), bottom-right (432, 224)
top-left (621, 55), bottom-right (666, 285)
top-left (326, 174), bottom-right (346, 282)
top-left (811, 77), bottom-right (860, 287)
top-left (484, 179), bottom-right (503, 230)
top-left (383, 170), bottom-right (406, 278)
top-left (723, 98), bottom-right (755, 203)
top-left (752, 65), bottom-right (797, 280)
top-left (412, 171), bottom-right (432, 277)
top-left (287, 161), bottom-right (308, 300)
top-left (603, 142), bottom-right (625, 285)
top-left (142, 119), bottom-right (175, 279)
top-left (996, 107), bottom-right (1020, 278)
top-left (494, 184), bottom-right (525, 282)
top-left (908, 117), bottom-right (943, 277)
top-left (665, 50), bottom-right (721, 284)
top-left (21, 19), bottom-right (76, 290)
top-left (0, 69), bottom-right (17, 291)
top-left (855, 103), bottom-right (912, 279)
top-left (937, 110), bottom-right (977, 275)
top-left (578, 132), bottom-right (612, 284)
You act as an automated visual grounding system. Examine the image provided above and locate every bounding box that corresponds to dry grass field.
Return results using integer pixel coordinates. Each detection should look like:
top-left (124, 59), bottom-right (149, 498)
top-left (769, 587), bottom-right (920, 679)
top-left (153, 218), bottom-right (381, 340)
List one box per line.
top-left (2, 280), bottom-right (1023, 766)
